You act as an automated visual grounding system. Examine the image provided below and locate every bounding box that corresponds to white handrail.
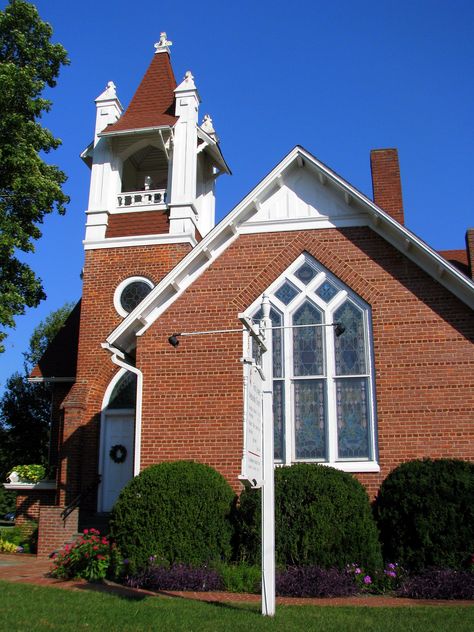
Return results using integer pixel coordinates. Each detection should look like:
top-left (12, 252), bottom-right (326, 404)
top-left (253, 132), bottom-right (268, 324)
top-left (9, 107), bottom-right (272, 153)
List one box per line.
top-left (117, 189), bottom-right (167, 208)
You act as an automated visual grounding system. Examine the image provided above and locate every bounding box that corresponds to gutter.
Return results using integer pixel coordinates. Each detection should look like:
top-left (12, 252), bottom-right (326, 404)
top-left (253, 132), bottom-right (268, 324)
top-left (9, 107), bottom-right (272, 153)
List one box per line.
top-left (101, 342), bottom-right (143, 476)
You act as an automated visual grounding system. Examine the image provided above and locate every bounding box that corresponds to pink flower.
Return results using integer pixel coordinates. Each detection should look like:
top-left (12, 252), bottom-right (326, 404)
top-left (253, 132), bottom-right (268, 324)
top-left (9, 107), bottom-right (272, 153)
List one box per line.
top-left (363, 575), bottom-right (372, 584)
top-left (354, 567), bottom-right (361, 575)
top-left (83, 529), bottom-right (89, 535)
top-left (93, 545), bottom-right (98, 551)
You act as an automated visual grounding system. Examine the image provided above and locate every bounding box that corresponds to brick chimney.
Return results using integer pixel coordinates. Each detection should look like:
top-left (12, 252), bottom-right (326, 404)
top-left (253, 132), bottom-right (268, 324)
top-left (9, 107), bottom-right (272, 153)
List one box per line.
top-left (370, 148), bottom-right (405, 225)
top-left (466, 228), bottom-right (474, 280)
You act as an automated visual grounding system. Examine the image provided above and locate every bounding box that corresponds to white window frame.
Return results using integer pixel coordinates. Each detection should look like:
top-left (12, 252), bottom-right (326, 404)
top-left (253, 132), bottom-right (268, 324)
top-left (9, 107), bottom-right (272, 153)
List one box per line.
top-left (113, 276), bottom-right (154, 318)
top-left (243, 253), bottom-right (379, 473)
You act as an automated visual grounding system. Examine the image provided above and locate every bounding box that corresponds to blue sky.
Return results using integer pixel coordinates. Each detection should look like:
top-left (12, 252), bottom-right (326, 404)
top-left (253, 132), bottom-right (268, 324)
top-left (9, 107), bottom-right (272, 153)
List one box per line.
top-left (1, 0), bottom-right (473, 392)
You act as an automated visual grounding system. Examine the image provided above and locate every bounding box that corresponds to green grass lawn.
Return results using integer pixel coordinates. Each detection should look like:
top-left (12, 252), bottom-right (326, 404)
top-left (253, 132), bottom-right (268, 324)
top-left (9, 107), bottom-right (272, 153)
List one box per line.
top-left (0, 581), bottom-right (473, 632)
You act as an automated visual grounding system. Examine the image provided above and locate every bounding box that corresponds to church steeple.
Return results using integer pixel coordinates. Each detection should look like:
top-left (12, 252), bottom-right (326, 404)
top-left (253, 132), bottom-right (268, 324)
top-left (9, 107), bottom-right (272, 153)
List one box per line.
top-left (82, 35), bottom-right (230, 249)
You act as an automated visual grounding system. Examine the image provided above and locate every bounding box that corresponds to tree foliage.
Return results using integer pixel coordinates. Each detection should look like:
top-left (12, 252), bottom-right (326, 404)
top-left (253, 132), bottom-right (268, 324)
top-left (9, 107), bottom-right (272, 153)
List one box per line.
top-left (0, 0), bottom-right (69, 352)
top-left (0, 302), bottom-right (73, 480)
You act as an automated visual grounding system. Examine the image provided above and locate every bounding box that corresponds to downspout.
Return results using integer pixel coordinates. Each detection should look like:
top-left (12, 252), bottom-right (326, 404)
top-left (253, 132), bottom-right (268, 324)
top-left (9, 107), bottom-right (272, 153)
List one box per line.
top-left (101, 342), bottom-right (143, 476)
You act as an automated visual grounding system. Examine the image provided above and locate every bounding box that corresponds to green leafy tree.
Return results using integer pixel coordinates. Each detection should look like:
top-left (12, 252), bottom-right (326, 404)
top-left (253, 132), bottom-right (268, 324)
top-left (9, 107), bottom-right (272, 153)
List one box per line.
top-left (0, 302), bottom-right (73, 508)
top-left (0, 0), bottom-right (69, 353)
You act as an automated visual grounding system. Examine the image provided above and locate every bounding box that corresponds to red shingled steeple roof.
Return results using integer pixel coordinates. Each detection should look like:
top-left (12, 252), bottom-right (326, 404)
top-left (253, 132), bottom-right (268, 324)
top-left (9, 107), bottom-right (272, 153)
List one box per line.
top-left (103, 51), bottom-right (178, 134)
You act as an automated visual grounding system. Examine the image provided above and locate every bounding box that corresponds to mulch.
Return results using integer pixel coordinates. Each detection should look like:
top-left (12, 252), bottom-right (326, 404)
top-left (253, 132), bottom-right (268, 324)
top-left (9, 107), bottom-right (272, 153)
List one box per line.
top-left (0, 554), bottom-right (472, 608)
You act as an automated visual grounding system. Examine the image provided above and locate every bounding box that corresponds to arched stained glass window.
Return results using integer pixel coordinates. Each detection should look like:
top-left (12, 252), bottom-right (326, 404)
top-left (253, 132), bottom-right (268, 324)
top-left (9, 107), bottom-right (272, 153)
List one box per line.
top-left (252, 307), bottom-right (285, 460)
top-left (108, 372), bottom-right (137, 410)
top-left (293, 301), bottom-right (323, 376)
top-left (249, 253), bottom-right (377, 472)
top-left (334, 301), bottom-right (366, 375)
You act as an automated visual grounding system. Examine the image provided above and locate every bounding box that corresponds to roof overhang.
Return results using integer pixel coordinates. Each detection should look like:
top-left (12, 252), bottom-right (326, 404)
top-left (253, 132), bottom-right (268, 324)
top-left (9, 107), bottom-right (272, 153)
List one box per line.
top-left (105, 145), bottom-right (474, 352)
top-left (99, 125), bottom-right (173, 138)
top-left (197, 127), bottom-right (231, 175)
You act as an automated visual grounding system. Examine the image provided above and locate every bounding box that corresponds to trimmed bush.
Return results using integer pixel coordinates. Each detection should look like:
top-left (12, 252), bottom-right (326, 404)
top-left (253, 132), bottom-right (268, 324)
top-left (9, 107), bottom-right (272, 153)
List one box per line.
top-left (110, 461), bottom-right (235, 573)
top-left (398, 569), bottom-right (474, 600)
top-left (237, 463), bottom-right (382, 571)
top-left (374, 459), bottom-right (474, 571)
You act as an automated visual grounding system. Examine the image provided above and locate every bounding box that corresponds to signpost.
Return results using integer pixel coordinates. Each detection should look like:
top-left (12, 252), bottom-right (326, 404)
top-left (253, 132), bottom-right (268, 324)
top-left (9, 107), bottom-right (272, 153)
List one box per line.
top-left (240, 360), bottom-right (263, 487)
top-left (239, 295), bottom-right (275, 616)
top-left (170, 297), bottom-right (344, 617)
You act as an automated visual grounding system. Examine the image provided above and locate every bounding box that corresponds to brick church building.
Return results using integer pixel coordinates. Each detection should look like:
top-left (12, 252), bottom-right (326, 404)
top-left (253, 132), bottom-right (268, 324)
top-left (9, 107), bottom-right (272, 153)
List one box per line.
top-left (9, 34), bottom-right (474, 555)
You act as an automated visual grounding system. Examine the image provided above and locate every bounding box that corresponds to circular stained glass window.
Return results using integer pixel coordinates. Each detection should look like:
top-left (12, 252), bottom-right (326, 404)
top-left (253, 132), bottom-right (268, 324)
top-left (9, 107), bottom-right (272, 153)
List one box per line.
top-left (120, 281), bottom-right (152, 314)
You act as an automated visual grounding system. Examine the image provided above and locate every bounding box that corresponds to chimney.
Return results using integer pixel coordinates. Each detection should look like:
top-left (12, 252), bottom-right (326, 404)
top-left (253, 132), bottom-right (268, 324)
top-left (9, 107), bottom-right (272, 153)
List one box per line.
top-left (466, 228), bottom-right (474, 280)
top-left (370, 148), bottom-right (405, 225)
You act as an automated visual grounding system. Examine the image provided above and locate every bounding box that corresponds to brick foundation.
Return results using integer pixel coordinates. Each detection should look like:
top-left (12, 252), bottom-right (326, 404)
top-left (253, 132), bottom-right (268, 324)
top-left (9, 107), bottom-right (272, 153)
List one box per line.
top-left (15, 490), bottom-right (56, 525)
top-left (37, 506), bottom-right (79, 558)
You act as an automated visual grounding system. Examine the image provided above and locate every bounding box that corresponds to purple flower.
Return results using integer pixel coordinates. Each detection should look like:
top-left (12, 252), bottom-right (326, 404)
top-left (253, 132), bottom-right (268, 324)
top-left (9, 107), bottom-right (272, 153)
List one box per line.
top-left (387, 563), bottom-right (396, 570)
top-left (123, 559), bottom-right (129, 565)
top-left (363, 575), bottom-right (372, 584)
top-left (354, 567), bottom-right (361, 575)
top-left (149, 555), bottom-right (156, 563)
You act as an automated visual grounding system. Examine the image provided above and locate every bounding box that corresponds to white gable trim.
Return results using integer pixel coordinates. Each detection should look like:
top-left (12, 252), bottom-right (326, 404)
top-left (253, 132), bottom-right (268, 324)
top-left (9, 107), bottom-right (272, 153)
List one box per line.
top-left (106, 146), bottom-right (474, 351)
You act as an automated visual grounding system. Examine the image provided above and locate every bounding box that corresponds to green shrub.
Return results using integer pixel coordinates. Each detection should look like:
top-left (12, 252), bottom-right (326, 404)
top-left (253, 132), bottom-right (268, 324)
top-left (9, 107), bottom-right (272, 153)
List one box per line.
top-left (8, 465), bottom-right (45, 483)
top-left (374, 458), bottom-right (474, 572)
top-left (110, 461), bottom-right (236, 573)
top-left (0, 521), bottom-right (38, 553)
top-left (237, 463), bottom-right (382, 571)
top-left (0, 538), bottom-right (19, 553)
top-left (216, 562), bottom-right (261, 593)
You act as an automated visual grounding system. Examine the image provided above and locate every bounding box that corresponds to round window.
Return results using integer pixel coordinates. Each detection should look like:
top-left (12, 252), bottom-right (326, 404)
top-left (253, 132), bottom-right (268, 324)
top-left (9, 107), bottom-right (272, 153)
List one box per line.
top-left (114, 277), bottom-right (153, 317)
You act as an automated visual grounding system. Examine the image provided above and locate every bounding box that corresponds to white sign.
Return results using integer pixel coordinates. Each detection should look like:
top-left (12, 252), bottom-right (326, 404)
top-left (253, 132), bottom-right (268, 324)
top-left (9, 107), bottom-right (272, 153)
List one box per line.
top-left (239, 361), bottom-right (263, 487)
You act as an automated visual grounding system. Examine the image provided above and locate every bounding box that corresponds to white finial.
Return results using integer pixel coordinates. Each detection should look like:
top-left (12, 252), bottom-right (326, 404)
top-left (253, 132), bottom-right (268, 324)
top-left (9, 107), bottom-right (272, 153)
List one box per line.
top-left (154, 32), bottom-right (172, 53)
top-left (105, 81), bottom-right (116, 96)
top-left (95, 80), bottom-right (118, 102)
top-left (201, 114), bottom-right (218, 141)
top-left (184, 70), bottom-right (194, 82)
top-left (201, 114), bottom-right (214, 133)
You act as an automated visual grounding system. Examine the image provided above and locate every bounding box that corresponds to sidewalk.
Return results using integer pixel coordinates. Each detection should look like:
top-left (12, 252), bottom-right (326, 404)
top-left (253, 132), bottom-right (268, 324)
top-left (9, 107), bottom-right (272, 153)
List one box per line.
top-left (0, 554), bottom-right (472, 607)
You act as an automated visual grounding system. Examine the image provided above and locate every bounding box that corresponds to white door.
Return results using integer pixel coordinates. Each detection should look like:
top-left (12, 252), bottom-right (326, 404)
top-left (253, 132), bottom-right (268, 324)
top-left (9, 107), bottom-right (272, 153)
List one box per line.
top-left (100, 412), bottom-right (134, 512)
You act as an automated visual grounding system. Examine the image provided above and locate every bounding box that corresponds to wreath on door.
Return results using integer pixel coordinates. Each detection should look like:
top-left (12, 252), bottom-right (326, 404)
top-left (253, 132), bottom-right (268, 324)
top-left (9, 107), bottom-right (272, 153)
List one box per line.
top-left (109, 444), bottom-right (127, 464)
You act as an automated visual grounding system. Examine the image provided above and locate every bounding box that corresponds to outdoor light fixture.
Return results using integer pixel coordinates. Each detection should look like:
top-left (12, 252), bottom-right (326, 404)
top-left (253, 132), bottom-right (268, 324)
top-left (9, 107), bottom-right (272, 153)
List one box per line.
top-left (168, 333), bottom-right (181, 347)
top-left (334, 323), bottom-right (346, 337)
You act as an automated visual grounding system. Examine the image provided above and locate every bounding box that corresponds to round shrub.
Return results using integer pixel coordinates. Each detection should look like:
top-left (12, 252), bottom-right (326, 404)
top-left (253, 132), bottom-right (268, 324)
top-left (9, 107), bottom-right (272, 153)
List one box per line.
top-left (237, 463), bottom-right (382, 571)
top-left (110, 461), bottom-right (235, 573)
top-left (374, 459), bottom-right (474, 571)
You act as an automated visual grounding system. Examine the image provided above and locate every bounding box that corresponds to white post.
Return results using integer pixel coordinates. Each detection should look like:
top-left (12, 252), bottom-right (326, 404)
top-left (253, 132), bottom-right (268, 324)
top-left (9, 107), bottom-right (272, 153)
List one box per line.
top-left (168, 71), bottom-right (200, 235)
top-left (260, 294), bottom-right (275, 616)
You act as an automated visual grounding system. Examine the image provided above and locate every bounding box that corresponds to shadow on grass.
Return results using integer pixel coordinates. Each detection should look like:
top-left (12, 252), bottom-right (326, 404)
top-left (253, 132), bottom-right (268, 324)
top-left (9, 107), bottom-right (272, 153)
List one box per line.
top-left (74, 581), bottom-right (262, 614)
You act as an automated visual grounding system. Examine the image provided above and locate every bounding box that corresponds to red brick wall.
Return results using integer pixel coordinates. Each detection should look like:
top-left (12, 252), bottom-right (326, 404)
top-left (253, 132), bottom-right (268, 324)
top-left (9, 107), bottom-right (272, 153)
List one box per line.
top-left (106, 210), bottom-right (169, 238)
top-left (136, 228), bottom-right (473, 499)
top-left (370, 149), bottom-right (405, 225)
top-left (56, 243), bottom-right (191, 506)
top-left (53, 227), bottom-right (473, 511)
top-left (15, 490), bottom-right (56, 525)
top-left (37, 506), bottom-right (78, 558)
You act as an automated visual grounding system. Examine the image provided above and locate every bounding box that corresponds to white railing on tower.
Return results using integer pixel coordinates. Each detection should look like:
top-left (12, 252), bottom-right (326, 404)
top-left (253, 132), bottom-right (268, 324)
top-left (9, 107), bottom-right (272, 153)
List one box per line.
top-left (117, 189), bottom-right (167, 208)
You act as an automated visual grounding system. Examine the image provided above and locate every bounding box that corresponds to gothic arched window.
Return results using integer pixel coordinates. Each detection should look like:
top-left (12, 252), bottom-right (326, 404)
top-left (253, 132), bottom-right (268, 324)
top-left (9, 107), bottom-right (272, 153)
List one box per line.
top-left (246, 253), bottom-right (378, 472)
